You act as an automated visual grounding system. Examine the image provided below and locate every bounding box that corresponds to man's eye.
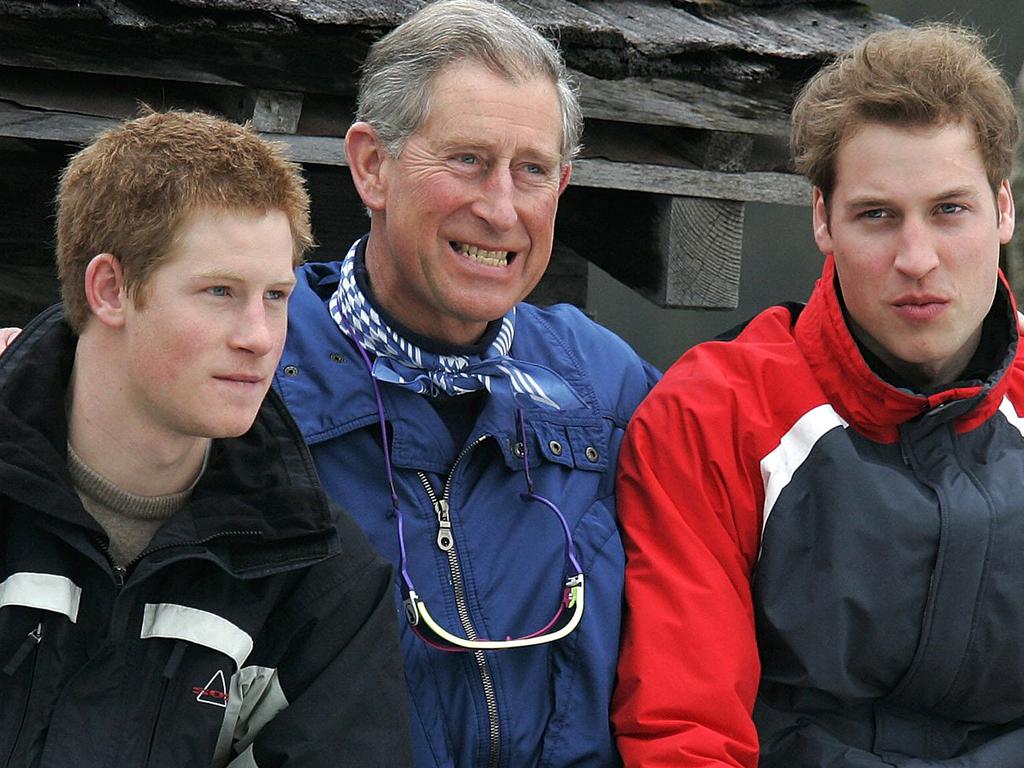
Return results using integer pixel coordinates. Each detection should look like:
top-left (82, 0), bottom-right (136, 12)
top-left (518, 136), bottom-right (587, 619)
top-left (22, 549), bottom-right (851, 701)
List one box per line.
top-left (265, 289), bottom-right (289, 301)
top-left (458, 154), bottom-right (477, 165)
top-left (862, 209), bottom-right (887, 220)
top-left (937, 203), bottom-right (964, 215)
top-left (208, 286), bottom-right (230, 297)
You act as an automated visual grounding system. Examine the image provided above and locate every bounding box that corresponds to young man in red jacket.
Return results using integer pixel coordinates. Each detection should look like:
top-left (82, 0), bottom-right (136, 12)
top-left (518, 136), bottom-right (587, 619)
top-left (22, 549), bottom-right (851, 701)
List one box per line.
top-left (614, 24), bottom-right (1021, 767)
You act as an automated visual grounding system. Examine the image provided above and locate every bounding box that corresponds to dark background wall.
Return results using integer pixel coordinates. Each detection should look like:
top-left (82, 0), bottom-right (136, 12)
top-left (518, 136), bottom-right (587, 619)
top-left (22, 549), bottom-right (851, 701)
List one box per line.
top-left (591, 0), bottom-right (1024, 372)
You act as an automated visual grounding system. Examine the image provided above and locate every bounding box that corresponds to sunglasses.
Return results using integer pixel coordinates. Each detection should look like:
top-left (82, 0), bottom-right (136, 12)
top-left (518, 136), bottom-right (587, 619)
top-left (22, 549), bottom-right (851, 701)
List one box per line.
top-left (346, 324), bottom-right (586, 652)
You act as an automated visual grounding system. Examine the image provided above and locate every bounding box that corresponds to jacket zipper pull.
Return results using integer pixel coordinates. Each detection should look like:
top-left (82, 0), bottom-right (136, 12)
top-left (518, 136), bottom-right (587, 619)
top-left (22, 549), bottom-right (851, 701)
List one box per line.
top-left (899, 440), bottom-right (912, 468)
top-left (163, 641), bottom-right (187, 680)
top-left (3, 622), bottom-right (43, 676)
top-left (434, 498), bottom-right (454, 551)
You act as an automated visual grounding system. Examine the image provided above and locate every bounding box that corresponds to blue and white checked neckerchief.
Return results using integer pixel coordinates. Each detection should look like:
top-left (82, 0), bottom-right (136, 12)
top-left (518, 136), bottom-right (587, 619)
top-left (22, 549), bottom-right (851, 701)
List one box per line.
top-left (328, 240), bottom-right (585, 411)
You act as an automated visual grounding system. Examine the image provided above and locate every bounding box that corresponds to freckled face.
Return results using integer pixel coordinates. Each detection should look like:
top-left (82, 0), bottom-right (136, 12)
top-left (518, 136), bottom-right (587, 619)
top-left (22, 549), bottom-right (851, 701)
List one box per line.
top-left (813, 121), bottom-right (1015, 388)
top-left (366, 61), bottom-right (570, 346)
top-left (121, 207), bottom-right (296, 440)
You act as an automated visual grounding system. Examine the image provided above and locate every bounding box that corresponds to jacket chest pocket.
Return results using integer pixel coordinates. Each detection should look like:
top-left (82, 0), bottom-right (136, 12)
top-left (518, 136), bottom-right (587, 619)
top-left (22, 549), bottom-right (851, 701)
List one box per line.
top-left (138, 602), bottom-right (285, 768)
top-left (529, 420), bottom-right (611, 473)
top-left (138, 602), bottom-right (258, 768)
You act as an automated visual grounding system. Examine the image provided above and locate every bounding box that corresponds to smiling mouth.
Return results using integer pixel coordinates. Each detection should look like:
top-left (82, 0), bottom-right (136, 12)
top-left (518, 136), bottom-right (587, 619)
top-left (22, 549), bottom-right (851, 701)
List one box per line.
top-left (452, 241), bottom-right (512, 267)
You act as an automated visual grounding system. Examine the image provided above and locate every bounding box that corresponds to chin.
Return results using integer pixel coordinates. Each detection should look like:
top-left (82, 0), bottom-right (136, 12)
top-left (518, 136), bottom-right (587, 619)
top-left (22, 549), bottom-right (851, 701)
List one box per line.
top-left (461, 293), bottom-right (524, 322)
top-left (201, 413), bottom-right (261, 439)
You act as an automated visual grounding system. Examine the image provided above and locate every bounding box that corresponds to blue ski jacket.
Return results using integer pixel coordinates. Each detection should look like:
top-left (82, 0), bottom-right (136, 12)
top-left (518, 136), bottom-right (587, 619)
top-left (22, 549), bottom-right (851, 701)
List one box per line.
top-left (275, 255), bottom-right (658, 768)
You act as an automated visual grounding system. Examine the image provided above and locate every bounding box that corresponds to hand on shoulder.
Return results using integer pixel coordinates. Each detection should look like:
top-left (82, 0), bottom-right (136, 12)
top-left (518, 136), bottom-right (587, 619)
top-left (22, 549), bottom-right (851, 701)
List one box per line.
top-left (0, 327), bottom-right (21, 352)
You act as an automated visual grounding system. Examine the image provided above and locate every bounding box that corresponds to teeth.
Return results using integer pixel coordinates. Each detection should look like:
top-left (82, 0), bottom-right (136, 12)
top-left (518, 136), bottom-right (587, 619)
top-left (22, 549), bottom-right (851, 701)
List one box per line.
top-left (453, 241), bottom-right (509, 267)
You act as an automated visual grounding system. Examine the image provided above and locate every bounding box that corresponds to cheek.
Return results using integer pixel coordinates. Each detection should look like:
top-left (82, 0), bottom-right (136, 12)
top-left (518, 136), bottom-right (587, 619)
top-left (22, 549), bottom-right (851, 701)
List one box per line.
top-left (965, 265), bottom-right (1000, 314)
top-left (949, 232), bottom-right (1000, 292)
top-left (131, 323), bottom-right (208, 385)
top-left (270, 316), bottom-right (289, 357)
top-left (834, 242), bottom-right (889, 284)
top-left (523, 195), bottom-right (560, 239)
top-left (834, 261), bottom-right (884, 319)
top-left (412, 175), bottom-right (467, 216)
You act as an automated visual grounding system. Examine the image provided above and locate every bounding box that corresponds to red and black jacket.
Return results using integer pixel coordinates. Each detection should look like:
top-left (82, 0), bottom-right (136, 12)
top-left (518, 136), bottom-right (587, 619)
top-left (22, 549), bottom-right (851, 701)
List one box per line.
top-left (614, 256), bottom-right (1024, 767)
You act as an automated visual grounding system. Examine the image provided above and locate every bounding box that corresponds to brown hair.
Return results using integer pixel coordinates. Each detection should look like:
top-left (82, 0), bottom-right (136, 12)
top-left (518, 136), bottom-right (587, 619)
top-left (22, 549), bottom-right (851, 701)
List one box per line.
top-left (56, 110), bottom-right (313, 332)
top-left (791, 23), bottom-right (1020, 203)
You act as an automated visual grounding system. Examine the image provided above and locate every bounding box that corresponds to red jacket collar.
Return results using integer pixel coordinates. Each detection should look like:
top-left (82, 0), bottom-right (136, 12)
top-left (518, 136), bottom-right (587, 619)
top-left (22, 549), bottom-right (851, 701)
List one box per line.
top-left (795, 255), bottom-right (1019, 443)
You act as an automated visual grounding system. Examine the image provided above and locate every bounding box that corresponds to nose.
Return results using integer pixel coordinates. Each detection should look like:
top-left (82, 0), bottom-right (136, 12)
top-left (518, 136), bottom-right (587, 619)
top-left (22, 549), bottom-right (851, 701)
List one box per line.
top-left (471, 166), bottom-right (518, 232)
top-left (231, 299), bottom-right (276, 357)
top-left (893, 217), bottom-right (940, 280)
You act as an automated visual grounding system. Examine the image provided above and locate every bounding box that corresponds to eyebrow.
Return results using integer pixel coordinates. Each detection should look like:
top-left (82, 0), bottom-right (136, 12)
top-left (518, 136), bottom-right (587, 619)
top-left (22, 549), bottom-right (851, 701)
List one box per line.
top-left (437, 139), bottom-right (561, 166)
top-left (192, 269), bottom-right (296, 286)
top-left (843, 185), bottom-right (982, 211)
top-left (931, 185), bottom-right (982, 201)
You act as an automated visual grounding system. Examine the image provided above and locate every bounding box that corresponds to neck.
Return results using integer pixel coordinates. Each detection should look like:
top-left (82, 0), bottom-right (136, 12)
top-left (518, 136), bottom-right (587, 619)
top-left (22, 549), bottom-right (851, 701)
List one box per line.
top-left (853, 320), bottom-right (982, 391)
top-left (67, 333), bottom-right (210, 496)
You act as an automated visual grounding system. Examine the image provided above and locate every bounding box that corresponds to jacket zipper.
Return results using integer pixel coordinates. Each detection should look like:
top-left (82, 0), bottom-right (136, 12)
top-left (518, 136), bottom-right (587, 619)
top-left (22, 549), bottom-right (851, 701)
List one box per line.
top-left (4, 622), bottom-right (44, 768)
top-left (95, 531), bottom-right (258, 766)
top-left (143, 641), bottom-right (187, 767)
top-left (98, 528), bottom-right (264, 587)
top-left (126, 529), bottom-right (264, 574)
top-left (416, 435), bottom-right (501, 768)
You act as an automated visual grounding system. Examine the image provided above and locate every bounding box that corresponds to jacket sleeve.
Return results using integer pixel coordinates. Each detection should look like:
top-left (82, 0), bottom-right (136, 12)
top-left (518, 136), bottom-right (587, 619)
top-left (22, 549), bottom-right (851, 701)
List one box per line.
top-left (611, 365), bottom-right (763, 767)
top-left (228, 514), bottom-right (413, 768)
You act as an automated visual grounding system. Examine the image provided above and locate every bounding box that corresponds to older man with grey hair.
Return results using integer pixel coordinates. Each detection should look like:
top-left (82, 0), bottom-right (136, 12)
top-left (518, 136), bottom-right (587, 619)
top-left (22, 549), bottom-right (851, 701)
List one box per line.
top-left (273, 1), bottom-right (658, 766)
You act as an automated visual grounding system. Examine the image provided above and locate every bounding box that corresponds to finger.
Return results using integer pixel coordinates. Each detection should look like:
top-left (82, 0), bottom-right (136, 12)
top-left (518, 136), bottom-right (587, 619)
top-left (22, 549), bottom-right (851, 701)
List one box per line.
top-left (0, 327), bottom-right (22, 352)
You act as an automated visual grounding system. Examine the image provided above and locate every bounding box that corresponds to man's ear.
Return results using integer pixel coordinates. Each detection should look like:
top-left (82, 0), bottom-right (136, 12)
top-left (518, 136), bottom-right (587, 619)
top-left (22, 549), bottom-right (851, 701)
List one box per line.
top-left (83, 253), bottom-right (128, 328)
top-left (346, 121), bottom-right (390, 212)
top-left (998, 178), bottom-right (1015, 244)
top-left (811, 187), bottom-right (833, 256)
top-left (557, 163), bottom-right (572, 197)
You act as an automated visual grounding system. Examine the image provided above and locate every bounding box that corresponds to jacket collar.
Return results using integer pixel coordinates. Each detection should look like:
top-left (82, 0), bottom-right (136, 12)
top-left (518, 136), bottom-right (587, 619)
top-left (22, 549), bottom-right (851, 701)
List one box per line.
top-left (796, 255), bottom-right (1019, 443)
top-left (277, 259), bottom-right (607, 472)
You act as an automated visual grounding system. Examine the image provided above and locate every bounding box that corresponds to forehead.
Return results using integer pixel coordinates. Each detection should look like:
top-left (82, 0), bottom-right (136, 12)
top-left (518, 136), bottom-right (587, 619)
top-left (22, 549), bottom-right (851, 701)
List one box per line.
top-left (159, 206), bottom-right (295, 277)
top-left (417, 61), bottom-right (564, 158)
top-left (832, 120), bottom-right (988, 197)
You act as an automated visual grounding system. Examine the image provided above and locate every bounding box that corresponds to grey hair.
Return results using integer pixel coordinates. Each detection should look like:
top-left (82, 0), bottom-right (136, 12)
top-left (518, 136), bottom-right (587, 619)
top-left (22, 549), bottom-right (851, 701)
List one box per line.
top-left (355, 0), bottom-right (583, 162)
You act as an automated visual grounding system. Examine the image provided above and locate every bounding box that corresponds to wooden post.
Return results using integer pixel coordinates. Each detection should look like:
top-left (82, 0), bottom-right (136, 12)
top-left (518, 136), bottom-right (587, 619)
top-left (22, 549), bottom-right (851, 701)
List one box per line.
top-left (246, 90), bottom-right (304, 134)
top-left (555, 186), bottom-right (743, 309)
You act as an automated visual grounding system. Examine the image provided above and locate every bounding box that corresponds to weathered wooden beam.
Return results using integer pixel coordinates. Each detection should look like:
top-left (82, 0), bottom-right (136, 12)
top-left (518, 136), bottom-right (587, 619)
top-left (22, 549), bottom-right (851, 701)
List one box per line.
top-left (576, 72), bottom-right (790, 135)
top-left (0, 101), bottom-right (810, 204)
top-left (694, 132), bottom-right (755, 173)
top-left (564, 0), bottom-right (898, 59)
top-left (556, 186), bottom-right (743, 309)
top-left (246, 89), bottom-right (303, 134)
top-left (0, 102), bottom-right (118, 144)
top-left (0, 0), bottom-right (898, 97)
top-left (581, 119), bottom-right (761, 174)
top-left (570, 159), bottom-right (808, 205)
top-left (0, 16), bottom-right (370, 93)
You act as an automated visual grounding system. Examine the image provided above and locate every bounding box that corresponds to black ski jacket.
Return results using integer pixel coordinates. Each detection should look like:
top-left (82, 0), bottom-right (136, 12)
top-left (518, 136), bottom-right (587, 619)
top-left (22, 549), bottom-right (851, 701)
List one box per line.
top-left (0, 305), bottom-right (413, 768)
